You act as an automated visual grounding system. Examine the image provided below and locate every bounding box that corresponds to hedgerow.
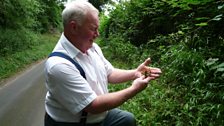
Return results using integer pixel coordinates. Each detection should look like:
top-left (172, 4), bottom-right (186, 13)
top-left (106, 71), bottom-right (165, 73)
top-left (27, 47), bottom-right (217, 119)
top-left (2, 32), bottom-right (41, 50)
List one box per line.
top-left (99, 0), bottom-right (224, 125)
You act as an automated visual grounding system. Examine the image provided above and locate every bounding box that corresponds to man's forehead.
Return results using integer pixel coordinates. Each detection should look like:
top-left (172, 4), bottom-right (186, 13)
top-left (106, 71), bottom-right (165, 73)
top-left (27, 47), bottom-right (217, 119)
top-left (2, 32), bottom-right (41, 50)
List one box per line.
top-left (85, 13), bottom-right (99, 26)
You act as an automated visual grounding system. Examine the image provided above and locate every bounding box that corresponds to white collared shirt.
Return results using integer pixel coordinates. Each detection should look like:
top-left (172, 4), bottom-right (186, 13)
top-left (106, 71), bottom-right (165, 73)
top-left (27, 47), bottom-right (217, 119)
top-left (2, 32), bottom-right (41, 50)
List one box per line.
top-left (45, 33), bottom-right (114, 123)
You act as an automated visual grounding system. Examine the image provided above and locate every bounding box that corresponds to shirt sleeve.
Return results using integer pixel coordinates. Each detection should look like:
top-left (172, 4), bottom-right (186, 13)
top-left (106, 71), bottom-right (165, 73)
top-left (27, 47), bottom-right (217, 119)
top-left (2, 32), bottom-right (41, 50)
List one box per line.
top-left (46, 58), bottom-right (97, 115)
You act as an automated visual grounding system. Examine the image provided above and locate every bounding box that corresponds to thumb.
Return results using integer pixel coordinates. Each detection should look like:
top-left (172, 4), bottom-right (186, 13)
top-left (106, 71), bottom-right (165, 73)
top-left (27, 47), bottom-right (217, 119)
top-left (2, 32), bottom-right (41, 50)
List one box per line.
top-left (143, 58), bottom-right (151, 66)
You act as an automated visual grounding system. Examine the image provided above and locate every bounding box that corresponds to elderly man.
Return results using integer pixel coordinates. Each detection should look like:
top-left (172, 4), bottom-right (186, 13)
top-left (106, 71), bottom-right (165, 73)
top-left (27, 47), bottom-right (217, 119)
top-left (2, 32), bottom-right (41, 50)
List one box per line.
top-left (44, 1), bottom-right (162, 126)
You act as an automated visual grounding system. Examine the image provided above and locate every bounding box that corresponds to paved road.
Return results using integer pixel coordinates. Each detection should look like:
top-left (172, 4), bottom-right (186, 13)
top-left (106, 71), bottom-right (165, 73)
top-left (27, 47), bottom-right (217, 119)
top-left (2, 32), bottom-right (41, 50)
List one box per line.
top-left (0, 60), bottom-right (46, 126)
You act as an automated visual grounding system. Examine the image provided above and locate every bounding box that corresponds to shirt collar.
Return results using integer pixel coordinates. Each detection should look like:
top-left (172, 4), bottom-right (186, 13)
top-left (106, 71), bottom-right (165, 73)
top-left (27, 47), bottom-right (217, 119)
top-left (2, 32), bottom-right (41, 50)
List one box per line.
top-left (60, 33), bottom-right (81, 59)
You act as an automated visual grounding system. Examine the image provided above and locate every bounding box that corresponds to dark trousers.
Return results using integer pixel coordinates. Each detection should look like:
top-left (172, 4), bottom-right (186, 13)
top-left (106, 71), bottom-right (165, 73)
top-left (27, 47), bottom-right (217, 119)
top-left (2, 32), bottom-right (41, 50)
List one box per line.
top-left (44, 113), bottom-right (101, 126)
top-left (45, 109), bottom-right (136, 126)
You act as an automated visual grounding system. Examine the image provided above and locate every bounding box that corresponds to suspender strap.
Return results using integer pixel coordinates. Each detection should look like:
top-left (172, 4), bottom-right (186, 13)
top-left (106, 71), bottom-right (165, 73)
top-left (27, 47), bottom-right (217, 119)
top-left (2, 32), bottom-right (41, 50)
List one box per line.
top-left (80, 111), bottom-right (88, 126)
top-left (48, 52), bottom-right (88, 126)
top-left (49, 52), bottom-right (86, 79)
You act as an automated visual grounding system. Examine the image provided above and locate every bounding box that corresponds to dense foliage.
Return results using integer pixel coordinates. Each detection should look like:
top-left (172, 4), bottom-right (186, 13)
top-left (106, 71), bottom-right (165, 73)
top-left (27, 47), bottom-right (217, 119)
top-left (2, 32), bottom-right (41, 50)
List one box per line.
top-left (0, 0), bottom-right (64, 32)
top-left (0, 0), bottom-right (223, 125)
top-left (0, 0), bottom-right (64, 57)
top-left (89, 0), bottom-right (111, 11)
top-left (99, 0), bottom-right (224, 125)
top-left (0, 33), bottom-right (58, 80)
top-left (0, 0), bottom-right (65, 81)
top-left (0, 0), bottom-right (109, 57)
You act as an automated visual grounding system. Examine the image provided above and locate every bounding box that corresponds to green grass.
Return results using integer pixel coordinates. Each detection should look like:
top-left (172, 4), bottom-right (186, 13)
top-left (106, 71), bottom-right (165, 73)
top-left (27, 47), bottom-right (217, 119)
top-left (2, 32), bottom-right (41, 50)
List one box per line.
top-left (0, 33), bottom-right (59, 82)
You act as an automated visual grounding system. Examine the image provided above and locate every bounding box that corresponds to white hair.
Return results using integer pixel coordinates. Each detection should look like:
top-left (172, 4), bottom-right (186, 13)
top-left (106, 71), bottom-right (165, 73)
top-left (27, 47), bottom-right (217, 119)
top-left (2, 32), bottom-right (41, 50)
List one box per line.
top-left (62, 0), bottom-right (99, 27)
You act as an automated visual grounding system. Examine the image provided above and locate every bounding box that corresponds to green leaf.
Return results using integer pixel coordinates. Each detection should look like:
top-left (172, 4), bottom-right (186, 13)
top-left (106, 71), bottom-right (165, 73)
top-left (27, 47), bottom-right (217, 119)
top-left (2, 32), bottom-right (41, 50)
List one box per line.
top-left (206, 58), bottom-right (219, 66)
top-left (178, 30), bottom-right (184, 35)
top-left (195, 17), bottom-right (209, 21)
top-left (195, 22), bottom-right (208, 26)
top-left (216, 68), bottom-right (224, 72)
top-left (218, 4), bottom-right (224, 9)
top-left (211, 62), bottom-right (224, 70)
top-left (217, 63), bottom-right (224, 68)
top-left (212, 14), bottom-right (223, 21)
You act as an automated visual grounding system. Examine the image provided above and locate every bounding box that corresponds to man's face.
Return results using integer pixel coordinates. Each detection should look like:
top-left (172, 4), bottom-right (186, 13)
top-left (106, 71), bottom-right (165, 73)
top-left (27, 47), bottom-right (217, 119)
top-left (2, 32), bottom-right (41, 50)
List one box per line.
top-left (76, 12), bottom-right (99, 52)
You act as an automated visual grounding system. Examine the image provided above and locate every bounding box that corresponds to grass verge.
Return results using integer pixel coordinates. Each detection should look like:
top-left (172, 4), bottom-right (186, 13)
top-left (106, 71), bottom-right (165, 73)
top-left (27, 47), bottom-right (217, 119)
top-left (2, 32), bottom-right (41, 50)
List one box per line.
top-left (0, 33), bottom-right (59, 84)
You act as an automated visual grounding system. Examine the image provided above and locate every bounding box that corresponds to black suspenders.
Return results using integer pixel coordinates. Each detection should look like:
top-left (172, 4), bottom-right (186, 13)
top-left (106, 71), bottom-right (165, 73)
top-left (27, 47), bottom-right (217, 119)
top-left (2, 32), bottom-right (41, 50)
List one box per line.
top-left (48, 52), bottom-right (88, 126)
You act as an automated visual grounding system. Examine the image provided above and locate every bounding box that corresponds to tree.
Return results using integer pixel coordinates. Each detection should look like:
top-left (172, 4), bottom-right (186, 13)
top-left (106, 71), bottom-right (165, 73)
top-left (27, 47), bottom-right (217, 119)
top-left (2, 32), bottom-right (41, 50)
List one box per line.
top-left (0, 0), bottom-right (41, 30)
top-left (89, 0), bottom-right (111, 11)
top-left (35, 0), bottom-right (64, 32)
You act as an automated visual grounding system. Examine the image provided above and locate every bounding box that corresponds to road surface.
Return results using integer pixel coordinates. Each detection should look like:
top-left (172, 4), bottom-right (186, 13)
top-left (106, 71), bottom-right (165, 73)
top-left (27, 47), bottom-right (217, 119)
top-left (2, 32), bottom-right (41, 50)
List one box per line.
top-left (0, 60), bottom-right (46, 126)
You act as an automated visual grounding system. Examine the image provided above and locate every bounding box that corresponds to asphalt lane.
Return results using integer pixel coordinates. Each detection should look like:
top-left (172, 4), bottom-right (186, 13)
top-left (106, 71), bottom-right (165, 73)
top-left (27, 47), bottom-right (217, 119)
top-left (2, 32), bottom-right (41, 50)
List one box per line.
top-left (0, 60), bottom-right (47, 126)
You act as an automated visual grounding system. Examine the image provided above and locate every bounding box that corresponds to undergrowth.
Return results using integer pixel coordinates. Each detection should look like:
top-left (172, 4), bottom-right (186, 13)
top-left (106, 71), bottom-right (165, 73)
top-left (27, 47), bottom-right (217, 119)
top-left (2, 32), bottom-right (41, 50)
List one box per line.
top-left (0, 32), bottom-right (58, 82)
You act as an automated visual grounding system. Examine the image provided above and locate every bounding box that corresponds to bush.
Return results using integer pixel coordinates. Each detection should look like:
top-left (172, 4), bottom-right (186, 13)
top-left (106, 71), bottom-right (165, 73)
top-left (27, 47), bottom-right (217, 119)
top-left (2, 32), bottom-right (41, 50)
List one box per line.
top-left (0, 33), bottom-right (58, 80)
top-left (98, 0), bottom-right (224, 124)
top-left (0, 28), bottom-right (39, 57)
top-left (103, 0), bottom-right (224, 47)
top-left (0, 0), bottom-right (41, 30)
top-left (159, 43), bottom-right (224, 125)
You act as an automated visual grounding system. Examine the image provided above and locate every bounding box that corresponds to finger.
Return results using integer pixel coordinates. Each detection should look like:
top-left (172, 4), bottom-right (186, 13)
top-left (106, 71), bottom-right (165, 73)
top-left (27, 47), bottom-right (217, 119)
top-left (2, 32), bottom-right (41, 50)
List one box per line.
top-left (145, 76), bottom-right (155, 82)
top-left (143, 58), bottom-right (151, 66)
top-left (141, 75), bottom-right (152, 82)
top-left (149, 73), bottom-right (160, 78)
top-left (149, 68), bottom-right (162, 74)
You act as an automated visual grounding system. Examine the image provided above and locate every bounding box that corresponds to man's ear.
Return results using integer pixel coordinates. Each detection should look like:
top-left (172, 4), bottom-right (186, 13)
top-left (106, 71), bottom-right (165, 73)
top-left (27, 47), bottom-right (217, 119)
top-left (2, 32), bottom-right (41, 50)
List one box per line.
top-left (70, 20), bottom-right (78, 34)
